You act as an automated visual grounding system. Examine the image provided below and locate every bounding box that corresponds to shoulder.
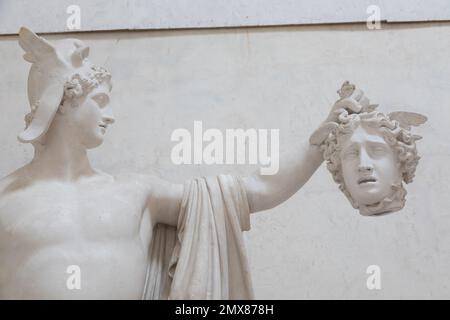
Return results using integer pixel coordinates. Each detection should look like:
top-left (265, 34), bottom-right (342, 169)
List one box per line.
top-left (0, 175), bottom-right (10, 195)
top-left (118, 172), bottom-right (184, 226)
top-left (118, 172), bottom-right (181, 192)
top-left (88, 171), bottom-right (155, 197)
top-left (0, 165), bottom-right (32, 196)
top-left (112, 172), bottom-right (156, 189)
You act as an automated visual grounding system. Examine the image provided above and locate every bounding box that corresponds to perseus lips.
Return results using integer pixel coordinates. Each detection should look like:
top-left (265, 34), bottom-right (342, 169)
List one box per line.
top-left (358, 176), bottom-right (377, 184)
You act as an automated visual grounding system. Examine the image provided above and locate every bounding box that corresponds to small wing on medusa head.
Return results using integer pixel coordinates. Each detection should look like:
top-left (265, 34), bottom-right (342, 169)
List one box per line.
top-left (388, 111), bottom-right (428, 130)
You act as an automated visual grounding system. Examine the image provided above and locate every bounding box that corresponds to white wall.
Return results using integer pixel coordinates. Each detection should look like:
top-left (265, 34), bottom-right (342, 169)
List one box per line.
top-left (1, 0), bottom-right (450, 34)
top-left (0, 22), bottom-right (449, 299)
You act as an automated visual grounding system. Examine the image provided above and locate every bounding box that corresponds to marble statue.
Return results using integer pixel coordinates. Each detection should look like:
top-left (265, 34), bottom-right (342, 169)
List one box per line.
top-left (311, 81), bottom-right (427, 216)
top-left (0, 27), bottom-right (424, 299)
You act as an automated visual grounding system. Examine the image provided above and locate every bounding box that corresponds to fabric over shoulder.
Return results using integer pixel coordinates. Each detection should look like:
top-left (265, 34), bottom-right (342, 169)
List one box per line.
top-left (142, 174), bottom-right (254, 300)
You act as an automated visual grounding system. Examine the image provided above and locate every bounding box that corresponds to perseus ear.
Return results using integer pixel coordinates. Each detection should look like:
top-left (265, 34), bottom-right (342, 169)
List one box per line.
top-left (388, 111), bottom-right (428, 130)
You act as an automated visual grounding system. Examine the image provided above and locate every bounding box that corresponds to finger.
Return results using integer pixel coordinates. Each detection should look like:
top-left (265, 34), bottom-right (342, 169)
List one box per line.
top-left (352, 89), bottom-right (364, 102)
top-left (334, 98), bottom-right (362, 113)
top-left (329, 107), bottom-right (346, 122)
top-left (359, 96), bottom-right (370, 108)
top-left (333, 108), bottom-right (345, 115)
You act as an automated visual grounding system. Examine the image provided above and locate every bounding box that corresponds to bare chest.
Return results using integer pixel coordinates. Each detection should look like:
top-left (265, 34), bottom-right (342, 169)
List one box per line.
top-left (0, 179), bottom-right (148, 248)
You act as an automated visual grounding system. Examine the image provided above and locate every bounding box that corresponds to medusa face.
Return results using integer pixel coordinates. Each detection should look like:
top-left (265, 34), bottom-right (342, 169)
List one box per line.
top-left (339, 125), bottom-right (402, 207)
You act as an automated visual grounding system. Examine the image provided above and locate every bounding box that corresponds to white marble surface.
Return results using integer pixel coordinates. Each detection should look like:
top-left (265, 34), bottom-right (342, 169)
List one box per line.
top-left (0, 22), bottom-right (449, 299)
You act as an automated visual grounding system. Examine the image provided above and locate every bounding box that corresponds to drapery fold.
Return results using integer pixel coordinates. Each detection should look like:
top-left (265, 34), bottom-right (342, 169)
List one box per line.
top-left (142, 174), bottom-right (253, 300)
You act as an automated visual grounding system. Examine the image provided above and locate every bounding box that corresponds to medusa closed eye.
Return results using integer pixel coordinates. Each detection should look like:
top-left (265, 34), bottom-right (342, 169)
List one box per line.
top-left (342, 146), bottom-right (359, 159)
top-left (368, 143), bottom-right (389, 157)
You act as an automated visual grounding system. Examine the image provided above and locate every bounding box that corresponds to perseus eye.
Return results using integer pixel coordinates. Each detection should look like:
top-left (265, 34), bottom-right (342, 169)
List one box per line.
top-left (92, 93), bottom-right (110, 107)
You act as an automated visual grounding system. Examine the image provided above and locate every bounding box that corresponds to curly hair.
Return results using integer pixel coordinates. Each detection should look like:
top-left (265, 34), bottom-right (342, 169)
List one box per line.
top-left (62, 66), bottom-right (112, 101)
top-left (23, 66), bottom-right (112, 130)
top-left (321, 110), bottom-right (422, 214)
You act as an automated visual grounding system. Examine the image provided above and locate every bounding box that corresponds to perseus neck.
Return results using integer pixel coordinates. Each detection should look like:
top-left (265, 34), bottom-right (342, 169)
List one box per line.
top-left (30, 139), bottom-right (95, 182)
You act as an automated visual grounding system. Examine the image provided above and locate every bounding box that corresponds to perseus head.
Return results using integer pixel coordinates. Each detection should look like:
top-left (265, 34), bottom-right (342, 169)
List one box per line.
top-left (18, 27), bottom-right (114, 149)
top-left (321, 85), bottom-right (427, 216)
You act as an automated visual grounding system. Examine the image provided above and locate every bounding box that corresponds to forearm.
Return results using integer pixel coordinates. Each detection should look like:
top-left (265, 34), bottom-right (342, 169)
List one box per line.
top-left (243, 139), bottom-right (323, 213)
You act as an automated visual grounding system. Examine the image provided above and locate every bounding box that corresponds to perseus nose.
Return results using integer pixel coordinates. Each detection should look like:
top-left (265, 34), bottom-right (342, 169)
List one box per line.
top-left (103, 115), bottom-right (115, 125)
top-left (102, 109), bottom-right (115, 125)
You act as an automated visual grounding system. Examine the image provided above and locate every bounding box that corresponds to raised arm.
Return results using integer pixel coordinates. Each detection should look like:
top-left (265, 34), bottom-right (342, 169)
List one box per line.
top-left (242, 140), bottom-right (323, 213)
top-left (242, 83), bottom-right (369, 213)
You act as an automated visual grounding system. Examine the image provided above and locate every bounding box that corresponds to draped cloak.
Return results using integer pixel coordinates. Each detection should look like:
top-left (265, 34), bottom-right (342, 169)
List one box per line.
top-left (141, 174), bottom-right (254, 300)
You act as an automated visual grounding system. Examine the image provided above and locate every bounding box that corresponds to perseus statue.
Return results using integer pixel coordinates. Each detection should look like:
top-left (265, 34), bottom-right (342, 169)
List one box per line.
top-left (0, 28), bottom-right (425, 299)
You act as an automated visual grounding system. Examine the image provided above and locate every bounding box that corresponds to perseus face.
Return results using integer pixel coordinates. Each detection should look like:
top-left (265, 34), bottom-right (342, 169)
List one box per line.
top-left (66, 82), bottom-right (115, 149)
top-left (339, 125), bottom-right (402, 206)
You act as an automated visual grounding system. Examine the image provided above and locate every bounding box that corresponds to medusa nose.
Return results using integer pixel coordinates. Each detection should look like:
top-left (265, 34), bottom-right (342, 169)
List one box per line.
top-left (358, 165), bottom-right (374, 174)
top-left (358, 148), bottom-right (374, 174)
